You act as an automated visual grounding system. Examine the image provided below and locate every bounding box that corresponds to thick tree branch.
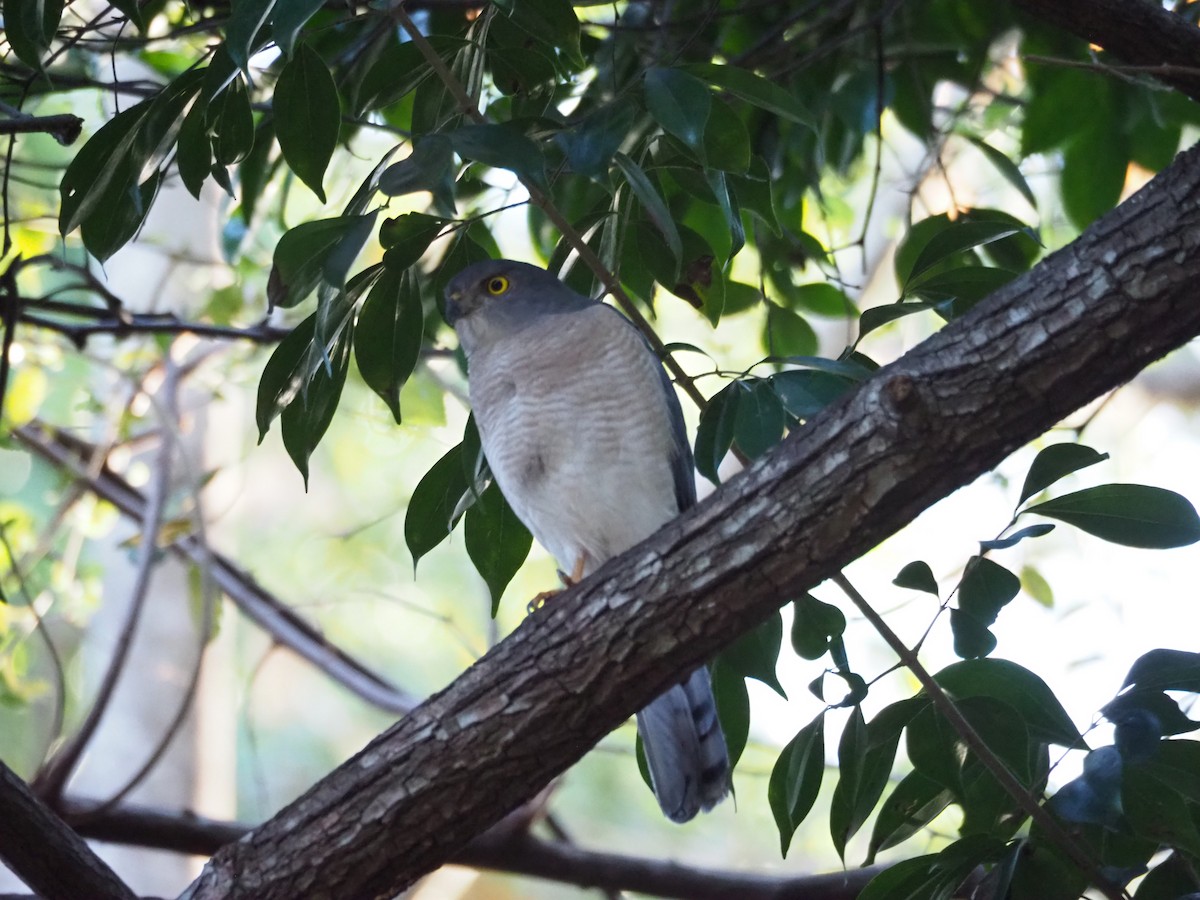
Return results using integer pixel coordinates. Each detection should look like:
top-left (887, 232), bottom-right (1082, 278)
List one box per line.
top-left (0, 113), bottom-right (83, 146)
top-left (180, 138), bottom-right (1200, 899)
top-left (1011, 0), bottom-right (1200, 103)
top-left (0, 762), bottom-right (136, 900)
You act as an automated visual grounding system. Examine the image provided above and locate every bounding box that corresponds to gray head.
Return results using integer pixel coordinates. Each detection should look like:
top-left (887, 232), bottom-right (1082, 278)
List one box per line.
top-left (443, 260), bottom-right (595, 354)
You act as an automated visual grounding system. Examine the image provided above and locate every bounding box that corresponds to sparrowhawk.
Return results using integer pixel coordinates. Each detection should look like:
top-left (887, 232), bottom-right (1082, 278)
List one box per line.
top-left (443, 259), bottom-right (730, 823)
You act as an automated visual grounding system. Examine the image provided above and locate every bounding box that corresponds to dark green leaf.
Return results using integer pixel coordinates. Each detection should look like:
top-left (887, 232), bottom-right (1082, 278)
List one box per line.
top-left (903, 220), bottom-right (1028, 288)
top-left (176, 101), bottom-right (212, 199)
top-left (694, 381), bottom-right (742, 484)
top-left (212, 76), bottom-right (255, 166)
top-left (449, 123), bottom-right (547, 191)
top-left (764, 302), bottom-right (816, 358)
top-left (953, 557), bottom-right (1020, 658)
top-left (614, 152), bottom-right (682, 266)
top-left (857, 856), bottom-right (942, 900)
top-left (1104, 689), bottom-right (1199, 739)
top-left (1061, 128), bottom-right (1128, 230)
top-left (979, 524), bottom-right (1055, 552)
top-left (558, 104), bottom-right (634, 179)
top-left (4, 0), bottom-right (64, 69)
top-left (1019, 443), bottom-right (1109, 504)
top-left (791, 594), bottom-right (847, 661)
top-left (909, 266), bottom-right (1016, 310)
top-left (272, 0), bottom-right (326, 57)
top-left (275, 43), bottom-right (341, 202)
top-left (80, 169), bottom-right (161, 262)
top-left (279, 320), bottom-right (352, 486)
top-left (711, 660), bottom-right (750, 769)
top-left (1123, 765), bottom-right (1200, 858)
top-left (868, 771), bottom-right (954, 862)
top-left (644, 68), bottom-right (711, 163)
top-left (787, 283), bottom-right (855, 317)
top-left (767, 713), bottom-right (825, 857)
top-left (1025, 484), bottom-right (1200, 549)
top-left (269, 216), bottom-right (372, 309)
top-left (769, 369), bottom-right (854, 421)
top-left (354, 265), bottom-right (424, 424)
top-left (1134, 852), bottom-right (1200, 900)
top-left (224, 0), bottom-right (275, 71)
top-left (683, 62), bottom-right (815, 130)
top-left (405, 442), bottom-right (470, 568)
top-left (60, 103), bottom-right (151, 236)
top-left (256, 314), bottom-right (317, 439)
top-left (496, 0), bottom-right (583, 68)
top-left (704, 168), bottom-right (745, 260)
top-left (857, 302), bottom-right (937, 341)
top-left (733, 380), bottom-right (785, 460)
top-left (322, 210), bottom-right (377, 288)
top-left (703, 96), bottom-right (751, 174)
top-left (717, 612), bottom-right (785, 698)
top-left (1122, 648), bottom-right (1200, 694)
top-left (830, 705), bottom-right (870, 861)
top-left (893, 561), bottom-right (938, 595)
top-left (380, 213), bottom-right (446, 270)
top-left (379, 135), bottom-right (456, 216)
top-left (465, 481), bottom-right (532, 615)
top-left (935, 658), bottom-right (1082, 746)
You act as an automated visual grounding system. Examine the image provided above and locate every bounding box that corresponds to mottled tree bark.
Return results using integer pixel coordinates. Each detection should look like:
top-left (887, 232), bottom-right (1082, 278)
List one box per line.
top-left (181, 134), bottom-right (1200, 900)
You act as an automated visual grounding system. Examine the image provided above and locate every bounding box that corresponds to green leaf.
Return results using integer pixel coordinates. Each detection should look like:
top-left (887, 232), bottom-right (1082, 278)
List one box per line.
top-left (379, 135), bottom-right (456, 216)
top-left (830, 705), bottom-right (879, 861)
top-left (979, 524), bottom-right (1055, 552)
top-left (1134, 852), bottom-right (1200, 900)
top-left (868, 771), bottom-right (954, 862)
top-left (354, 265), bottom-right (424, 424)
top-left (711, 660), bottom-right (750, 768)
top-left (934, 658), bottom-right (1082, 747)
top-left (790, 594), bottom-right (847, 661)
top-left (256, 313), bottom-right (316, 439)
top-left (176, 102), bottom-right (212, 199)
top-left (465, 481), bottom-right (533, 616)
top-left (496, 0), bottom-right (583, 69)
top-left (768, 369), bottom-right (855, 421)
top-left (704, 168), bottom-right (745, 260)
top-left (1121, 649), bottom-right (1200, 694)
top-left (717, 612), bottom-right (785, 698)
top-left (857, 856), bottom-right (942, 900)
top-left (1019, 443), bottom-right (1109, 504)
top-left (857, 301), bottom-right (937, 341)
top-left (703, 96), bottom-right (751, 174)
top-left (279, 320), bottom-right (352, 487)
top-left (558, 104), bottom-right (634, 179)
top-left (693, 381), bottom-right (742, 484)
top-left (765, 303), bottom-right (817, 358)
top-left (683, 62), bottom-right (815, 130)
top-left (405, 442), bottom-right (471, 568)
top-left (272, 0), bottom-right (326, 57)
top-left (644, 68), bottom-right (711, 163)
top-left (787, 283), bottom-right (855, 317)
top-left (733, 380), bottom-right (785, 460)
top-left (60, 103), bottom-right (151, 236)
top-left (1025, 484), bottom-right (1200, 549)
top-left (964, 136), bottom-right (1037, 210)
top-left (380, 213), bottom-right (446, 270)
top-left (614, 152), bottom-right (682, 267)
top-left (893, 561), bottom-right (938, 595)
top-left (4, 0), bottom-right (64, 69)
top-left (80, 169), bottom-right (161, 262)
top-left (268, 216), bottom-right (373, 309)
top-left (767, 713), bottom-right (825, 857)
top-left (903, 220), bottom-right (1028, 289)
top-left (211, 75), bottom-right (255, 166)
top-left (449, 123), bottom-right (547, 191)
top-left (1123, 765), bottom-right (1200, 858)
top-left (275, 43), bottom-right (341, 202)
top-left (1061, 127), bottom-right (1128, 230)
top-left (952, 557), bottom-right (1020, 660)
top-left (224, 0), bottom-right (276, 71)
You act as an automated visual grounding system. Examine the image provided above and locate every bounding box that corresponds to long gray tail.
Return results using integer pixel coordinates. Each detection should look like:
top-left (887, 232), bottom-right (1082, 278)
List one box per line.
top-left (635, 666), bottom-right (730, 823)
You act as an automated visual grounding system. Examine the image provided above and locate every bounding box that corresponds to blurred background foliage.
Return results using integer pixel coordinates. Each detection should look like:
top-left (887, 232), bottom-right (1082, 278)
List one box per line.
top-left (4, 0), bottom-right (1200, 897)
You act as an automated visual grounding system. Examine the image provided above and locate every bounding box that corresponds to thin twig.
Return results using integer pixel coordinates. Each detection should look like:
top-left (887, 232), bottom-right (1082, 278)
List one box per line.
top-left (830, 571), bottom-right (1129, 900)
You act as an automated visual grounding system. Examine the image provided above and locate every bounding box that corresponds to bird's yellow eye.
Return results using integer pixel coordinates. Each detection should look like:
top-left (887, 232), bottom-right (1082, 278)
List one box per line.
top-left (486, 275), bottom-right (510, 295)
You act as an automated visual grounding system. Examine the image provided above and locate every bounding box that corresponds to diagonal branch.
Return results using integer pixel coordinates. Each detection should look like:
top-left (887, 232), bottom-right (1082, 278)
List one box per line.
top-left (180, 138), bottom-right (1200, 898)
top-left (12, 424), bottom-right (420, 716)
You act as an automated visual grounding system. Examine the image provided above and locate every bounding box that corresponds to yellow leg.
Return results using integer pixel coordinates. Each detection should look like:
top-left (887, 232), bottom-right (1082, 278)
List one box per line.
top-left (527, 553), bottom-right (587, 613)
